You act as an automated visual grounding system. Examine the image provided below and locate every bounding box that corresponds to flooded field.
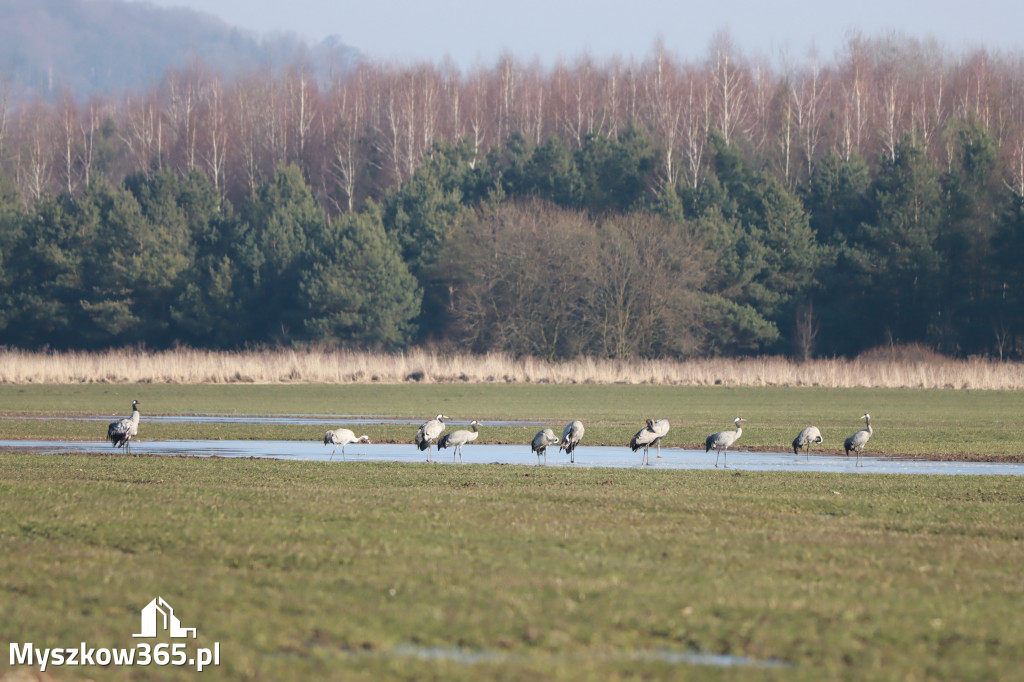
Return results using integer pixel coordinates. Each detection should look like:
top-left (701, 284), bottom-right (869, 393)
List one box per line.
top-left (3, 438), bottom-right (1024, 475)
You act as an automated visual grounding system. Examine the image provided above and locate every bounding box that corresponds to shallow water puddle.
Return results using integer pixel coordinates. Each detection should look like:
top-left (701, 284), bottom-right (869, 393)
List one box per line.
top-left (373, 643), bottom-right (791, 668)
top-left (3, 439), bottom-right (1024, 475)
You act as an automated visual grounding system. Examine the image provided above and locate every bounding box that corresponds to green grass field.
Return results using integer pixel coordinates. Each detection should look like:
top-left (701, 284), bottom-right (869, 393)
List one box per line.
top-left (2, 384), bottom-right (1024, 680)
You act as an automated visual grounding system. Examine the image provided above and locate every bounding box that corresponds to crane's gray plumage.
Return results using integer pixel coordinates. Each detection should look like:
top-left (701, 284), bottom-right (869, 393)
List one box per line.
top-left (843, 414), bottom-right (872, 467)
top-left (107, 400), bottom-right (140, 454)
top-left (415, 414), bottom-right (448, 461)
top-left (438, 420), bottom-right (480, 463)
top-left (531, 428), bottom-right (559, 465)
top-left (324, 428), bottom-right (370, 461)
top-left (630, 418), bottom-right (670, 466)
top-left (705, 417), bottom-right (745, 469)
top-left (560, 420), bottom-right (584, 463)
top-left (792, 426), bottom-right (823, 458)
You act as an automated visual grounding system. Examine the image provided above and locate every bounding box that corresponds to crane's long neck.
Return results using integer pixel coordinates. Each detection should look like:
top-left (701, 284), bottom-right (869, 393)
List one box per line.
top-left (735, 425), bottom-right (742, 437)
top-left (131, 407), bottom-right (140, 424)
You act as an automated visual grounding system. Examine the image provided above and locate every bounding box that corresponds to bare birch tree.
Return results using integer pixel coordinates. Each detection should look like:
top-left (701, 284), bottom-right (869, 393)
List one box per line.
top-left (120, 92), bottom-right (163, 176)
top-left (643, 40), bottom-right (684, 189)
top-left (709, 31), bottom-right (749, 146)
top-left (199, 75), bottom-right (228, 198)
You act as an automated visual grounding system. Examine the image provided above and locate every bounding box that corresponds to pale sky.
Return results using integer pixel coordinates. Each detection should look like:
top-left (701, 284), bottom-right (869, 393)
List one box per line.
top-left (134, 0), bottom-right (1024, 68)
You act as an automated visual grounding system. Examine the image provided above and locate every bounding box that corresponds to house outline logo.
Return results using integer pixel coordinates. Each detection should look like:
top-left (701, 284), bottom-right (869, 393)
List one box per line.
top-left (132, 597), bottom-right (197, 639)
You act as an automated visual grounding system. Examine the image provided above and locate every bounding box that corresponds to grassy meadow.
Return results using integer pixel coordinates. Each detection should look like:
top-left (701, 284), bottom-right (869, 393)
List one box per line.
top-left (2, 455), bottom-right (1023, 681)
top-left (2, 351), bottom-right (1024, 680)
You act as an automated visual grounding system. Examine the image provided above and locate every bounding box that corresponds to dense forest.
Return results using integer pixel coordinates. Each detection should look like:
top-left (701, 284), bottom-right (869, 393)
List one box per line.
top-left (2, 32), bottom-right (1024, 359)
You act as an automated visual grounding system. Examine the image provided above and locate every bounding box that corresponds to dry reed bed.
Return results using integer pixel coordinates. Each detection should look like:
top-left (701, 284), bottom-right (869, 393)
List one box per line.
top-left (1, 348), bottom-right (1023, 389)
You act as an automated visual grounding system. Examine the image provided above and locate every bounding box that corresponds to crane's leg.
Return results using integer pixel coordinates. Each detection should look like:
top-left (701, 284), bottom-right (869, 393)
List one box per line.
top-left (722, 449), bottom-right (729, 469)
top-left (329, 445), bottom-right (337, 461)
top-left (715, 449), bottom-right (720, 468)
top-left (342, 446), bottom-right (347, 462)
top-left (656, 441), bottom-right (662, 459)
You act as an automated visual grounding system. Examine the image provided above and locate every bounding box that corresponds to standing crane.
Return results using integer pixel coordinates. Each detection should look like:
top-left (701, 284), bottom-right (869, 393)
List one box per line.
top-left (560, 420), bottom-right (585, 463)
top-left (792, 426), bottom-right (823, 458)
top-left (107, 400), bottom-right (141, 454)
top-left (630, 418), bottom-right (671, 466)
top-left (323, 429), bottom-right (370, 461)
top-left (843, 414), bottom-right (873, 467)
top-left (531, 428), bottom-right (560, 465)
top-left (705, 417), bottom-right (745, 469)
top-left (437, 420), bottom-right (480, 463)
top-left (415, 414), bottom-right (449, 462)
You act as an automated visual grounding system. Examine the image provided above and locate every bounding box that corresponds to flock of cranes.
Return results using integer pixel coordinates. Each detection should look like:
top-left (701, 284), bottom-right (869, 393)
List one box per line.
top-left (105, 401), bottom-right (875, 468)
top-left (406, 413), bottom-right (874, 467)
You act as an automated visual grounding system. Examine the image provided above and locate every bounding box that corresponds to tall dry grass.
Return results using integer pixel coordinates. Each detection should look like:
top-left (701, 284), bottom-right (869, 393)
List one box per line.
top-left (1, 347), bottom-right (1023, 389)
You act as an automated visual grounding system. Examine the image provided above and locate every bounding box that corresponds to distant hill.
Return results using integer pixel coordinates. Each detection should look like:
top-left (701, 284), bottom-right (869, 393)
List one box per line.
top-left (0, 0), bottom-right (360, 99)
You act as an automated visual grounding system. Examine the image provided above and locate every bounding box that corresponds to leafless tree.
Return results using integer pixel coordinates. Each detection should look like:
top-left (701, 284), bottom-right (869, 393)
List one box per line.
top-left (284, 65), bottom-right (319, 164)
top-left (324, 65), bottom-right (369, 213)
top-left (163, 65), bottom-right (201, 174)
top-left (795, 299), bottom-right (819, 361)
top-left (682, 67), bottom-right (711, 189)
top-left (15, 100), bottom-right (54, 201)
top-left (198, 75), bottom-right (229, 198)
top-left (57, 92), bottom-right (81, 194)
top-left (709, 31), bottom-right (749, 146)
top-left (231, 70), bottom-right (268, 194)
top-left (836, 34), bottom-right (872, 161)
top-left (120, 92), bottom-right (163, 176)
top-left (643, 39), bottom-right (684, 189)
top-left (791, 52), bottom-right (828, 178)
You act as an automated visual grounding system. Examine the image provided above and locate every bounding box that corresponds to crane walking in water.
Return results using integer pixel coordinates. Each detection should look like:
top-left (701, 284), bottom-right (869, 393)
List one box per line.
top-left (792, 426), bottom-right (823, 459)
top-left (438, 420), bottom-right (480, 463)
top-left (531, 429), bottom-right (560, 465)
top-left (705, 417), bottom-right (745, 469)
top-left (843, 414), bottom-right (873, 467)
top-left (560, 420), bottom-right (585, 463)
top-left (630, 418), bottom-right (670, 466)
top-left (107, 400), bottom-right (141, 454)
top-left (415, 414), bottom-right (449, 462)
top-left (324, 429), bottom-right (370, 461)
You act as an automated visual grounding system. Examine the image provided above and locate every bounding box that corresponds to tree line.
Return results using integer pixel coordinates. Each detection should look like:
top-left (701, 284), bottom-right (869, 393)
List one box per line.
top-left (1, 33), bottom-right (1023, 358)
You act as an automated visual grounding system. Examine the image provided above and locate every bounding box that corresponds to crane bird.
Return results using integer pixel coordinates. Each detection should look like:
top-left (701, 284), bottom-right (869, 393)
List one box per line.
top-left (560, 420), bottom-right (585, 463)
top-left (107, 400), bottom-right (141, 454)
top-left (531, 428), bottom-right (559, 465)
top-left (705, 417), bottom-right (745, 469)
top-left (414, 414), bottom-right (449, 462)
top-left (438, 420), bottom-right (481, 463)
top-left (630, 418), bottom-right (671, 466)
top-left (323, 429), bottom-right (370, 461)
top-left (843, 414), bottom-right (873, 467)
top-left (792, 426), bottom-right (823, 458)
